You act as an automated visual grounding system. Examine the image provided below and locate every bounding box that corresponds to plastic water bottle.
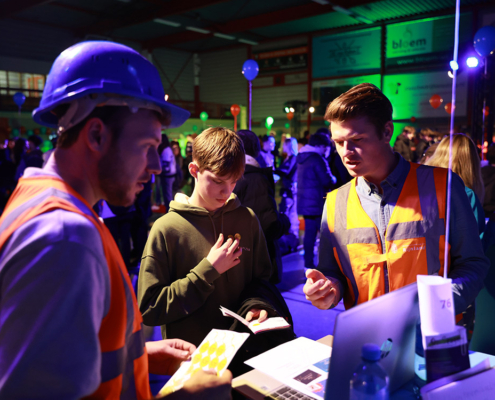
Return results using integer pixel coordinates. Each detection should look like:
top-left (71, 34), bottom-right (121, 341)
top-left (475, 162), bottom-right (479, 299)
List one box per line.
top-left (349, 343), bottom-right (389, 400)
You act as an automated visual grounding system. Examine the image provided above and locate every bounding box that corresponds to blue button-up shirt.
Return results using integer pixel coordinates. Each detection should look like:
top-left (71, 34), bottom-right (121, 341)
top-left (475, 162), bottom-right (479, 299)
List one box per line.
top-left (355, 155), bottom-right (409, 292)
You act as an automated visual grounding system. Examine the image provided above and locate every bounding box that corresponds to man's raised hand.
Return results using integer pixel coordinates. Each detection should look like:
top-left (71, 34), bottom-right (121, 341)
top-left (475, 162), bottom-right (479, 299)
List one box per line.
top-left (303, 269), bottom-right (340, 310)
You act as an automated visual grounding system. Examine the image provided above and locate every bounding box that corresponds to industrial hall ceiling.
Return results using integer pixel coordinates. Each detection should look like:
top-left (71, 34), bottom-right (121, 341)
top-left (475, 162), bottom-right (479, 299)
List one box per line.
top-left (0, 0), bottom-right (492, 61)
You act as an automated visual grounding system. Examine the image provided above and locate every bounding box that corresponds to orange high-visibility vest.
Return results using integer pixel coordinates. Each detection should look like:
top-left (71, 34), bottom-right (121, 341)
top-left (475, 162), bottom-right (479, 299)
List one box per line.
top-left (326, 163), bottom-right (450, 309)
top-left (0, 175), bottom-right (151, 399)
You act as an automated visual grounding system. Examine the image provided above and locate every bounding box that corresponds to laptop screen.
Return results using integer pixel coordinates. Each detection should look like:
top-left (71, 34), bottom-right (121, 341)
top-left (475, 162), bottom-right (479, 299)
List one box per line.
top-left (326, 283), bottom-right (420, 399)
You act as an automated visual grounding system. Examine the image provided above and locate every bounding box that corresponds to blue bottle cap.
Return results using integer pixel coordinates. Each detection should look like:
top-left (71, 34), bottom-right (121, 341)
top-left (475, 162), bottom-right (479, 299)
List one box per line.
top-left (362, 343), bottom-right (381, 361)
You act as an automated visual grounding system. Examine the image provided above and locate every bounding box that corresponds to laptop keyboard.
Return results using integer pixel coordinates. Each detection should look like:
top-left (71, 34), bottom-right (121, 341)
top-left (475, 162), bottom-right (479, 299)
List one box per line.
top-left (264, 385), bottom-right (315, 400)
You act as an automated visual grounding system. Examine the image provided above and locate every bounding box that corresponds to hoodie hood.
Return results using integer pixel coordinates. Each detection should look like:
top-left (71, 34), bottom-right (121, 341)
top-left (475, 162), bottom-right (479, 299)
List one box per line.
top-left (169, 192), bottom-right (242, 240)
top-left (298, 144), bottom-right (318, 154)
top-left (297, 145), bottom-right (322, 164)
top-left (170, 192), bottom-right (241, 216)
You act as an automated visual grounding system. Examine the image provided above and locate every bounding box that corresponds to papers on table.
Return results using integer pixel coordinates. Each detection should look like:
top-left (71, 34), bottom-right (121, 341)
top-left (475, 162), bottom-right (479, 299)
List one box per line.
top-left (220, 306), bottom-right (291, 334)
top-left (159, 329), bottom-right (249, 396)
top-left (245, 337), bottom-right (332, 399)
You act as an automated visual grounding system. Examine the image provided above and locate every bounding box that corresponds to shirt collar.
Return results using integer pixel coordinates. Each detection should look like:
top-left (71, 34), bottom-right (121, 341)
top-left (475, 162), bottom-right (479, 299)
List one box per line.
top-left (358, 153), bottom-right (408, 195)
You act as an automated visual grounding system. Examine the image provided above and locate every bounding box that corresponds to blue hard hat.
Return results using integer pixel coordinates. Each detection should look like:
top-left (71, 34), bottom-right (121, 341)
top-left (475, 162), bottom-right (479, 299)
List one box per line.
top-left (33, 41), bottom-right (190, 128)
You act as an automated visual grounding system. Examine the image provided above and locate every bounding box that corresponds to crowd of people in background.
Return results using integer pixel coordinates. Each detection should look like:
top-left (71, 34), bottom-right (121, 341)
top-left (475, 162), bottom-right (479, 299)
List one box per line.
top-left (2, 124), bottom-right (495, 274)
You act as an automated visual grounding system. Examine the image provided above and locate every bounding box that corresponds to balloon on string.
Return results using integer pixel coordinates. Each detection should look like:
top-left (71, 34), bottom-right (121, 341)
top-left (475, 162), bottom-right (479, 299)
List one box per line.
top-left (473, 26), bottom-right (495, 58)
top-left (266, 116), bottom-right (274, 129)
top-left (286, 112), bottom-right (294, 121)
top-left (445, 102), bottom-right (455, 114)
top-left (200, 112), bottom-right (208, 122)
top-left (242, 60), bottom-right (259, 81)
top-left (231, 104), bottom-right (241, 131)
top-left (192, 124), bottom-right (198, 132)
top-left (13, 92), bottom-right (26, 107)
top-left (285, 123), bottom-right (290, 129)
top-left (230, 104), bottom-right (240, 117)
top-left (483, 106), bottom-right (489, 116)
top-left (12, 129), bottom-right (20, 137)
top-left (429, 94), bottom-right (443, 109)
top-left (27, 130), bottom-right (34, 137)
top-left (410, 116), bottom-right (417, 123)
top-left (324, 120), bottom-right (330, 126)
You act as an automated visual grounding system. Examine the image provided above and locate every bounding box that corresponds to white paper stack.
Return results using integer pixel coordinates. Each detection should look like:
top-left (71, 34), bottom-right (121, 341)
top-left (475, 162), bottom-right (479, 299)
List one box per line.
top-left (417, 275), bottom-right (455, 338)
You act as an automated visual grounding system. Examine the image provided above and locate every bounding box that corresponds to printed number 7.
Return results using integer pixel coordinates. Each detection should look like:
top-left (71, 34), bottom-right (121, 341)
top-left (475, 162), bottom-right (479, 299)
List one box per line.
top-left (440, 299), bottom-right (452, 309)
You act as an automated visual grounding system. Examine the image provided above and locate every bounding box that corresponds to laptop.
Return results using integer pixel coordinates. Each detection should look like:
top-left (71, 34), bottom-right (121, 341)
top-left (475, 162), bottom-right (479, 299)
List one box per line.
top-left (233, 282), bottom-right (420, 400)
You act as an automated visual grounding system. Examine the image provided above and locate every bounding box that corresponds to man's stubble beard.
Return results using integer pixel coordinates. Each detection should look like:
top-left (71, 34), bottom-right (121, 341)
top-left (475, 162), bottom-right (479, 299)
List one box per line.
top-left (97, 145), bottom-right (136, 207)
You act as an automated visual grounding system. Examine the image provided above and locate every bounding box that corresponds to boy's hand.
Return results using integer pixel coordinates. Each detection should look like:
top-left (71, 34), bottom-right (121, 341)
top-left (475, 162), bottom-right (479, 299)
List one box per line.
top-left (207, 233), bottom-right (242, 274)
top-left (245, 308), bottom-right (269, 323)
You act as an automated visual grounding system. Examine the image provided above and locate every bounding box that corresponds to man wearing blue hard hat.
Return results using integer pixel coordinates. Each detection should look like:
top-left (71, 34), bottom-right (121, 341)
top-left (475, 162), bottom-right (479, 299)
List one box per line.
top-left (0, 41), bottom-right (232, 399)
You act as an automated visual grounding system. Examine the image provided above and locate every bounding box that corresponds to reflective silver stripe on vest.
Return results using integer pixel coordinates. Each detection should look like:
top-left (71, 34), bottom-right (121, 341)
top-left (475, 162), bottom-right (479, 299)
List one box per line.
top-left (386, 166), bottom-right (445, 275)
top-left (331, 184), bottom-right (364, 307)
top-left (119, 266), bottom-right (140, 399)
top-left (100, 325), bottom-right (145, 383)
top-left (0, 187), bottom-right (96, 234)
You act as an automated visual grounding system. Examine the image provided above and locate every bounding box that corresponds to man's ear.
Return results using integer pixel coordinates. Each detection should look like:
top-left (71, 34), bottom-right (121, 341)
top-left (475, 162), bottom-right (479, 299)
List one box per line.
top-left (383, 121), bottom-right (394, 143)
top-left (82, 118), bottom-right (112, 153)
top-left (189, 162), bottom-right (199, 179)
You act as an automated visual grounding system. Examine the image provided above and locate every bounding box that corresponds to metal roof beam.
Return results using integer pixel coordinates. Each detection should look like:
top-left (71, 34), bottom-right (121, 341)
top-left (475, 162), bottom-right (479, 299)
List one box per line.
top-left (82, 0), bottom-right (230, 36)
top-left (144, 0), bottom-right (378, 49)
top-left (0, 0), bottom-right (54, 19)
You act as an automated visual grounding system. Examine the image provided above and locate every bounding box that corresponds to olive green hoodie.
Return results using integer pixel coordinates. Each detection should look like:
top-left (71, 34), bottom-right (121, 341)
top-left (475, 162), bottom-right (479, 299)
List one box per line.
top-left (137, 193), bottom-right (273, 346)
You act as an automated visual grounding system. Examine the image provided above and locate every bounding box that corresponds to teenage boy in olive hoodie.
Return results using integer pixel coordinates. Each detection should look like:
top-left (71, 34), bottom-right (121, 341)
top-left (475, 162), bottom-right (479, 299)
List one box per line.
top-left (138, 127), bottom-right (273, 347)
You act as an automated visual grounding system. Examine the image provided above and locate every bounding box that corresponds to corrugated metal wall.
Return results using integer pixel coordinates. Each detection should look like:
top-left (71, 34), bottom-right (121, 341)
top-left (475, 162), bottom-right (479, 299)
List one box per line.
top-left (200, 47), bottom-right (248, 106)
top-left (152, 48), bottom-right (195, 102)
top-left (252, 83), bottom-right (307, 120)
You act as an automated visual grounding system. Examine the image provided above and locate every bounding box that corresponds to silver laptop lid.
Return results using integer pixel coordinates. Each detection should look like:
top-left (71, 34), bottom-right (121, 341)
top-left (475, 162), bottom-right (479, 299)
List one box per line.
top-left (326, 283), bottom-right (419, 399)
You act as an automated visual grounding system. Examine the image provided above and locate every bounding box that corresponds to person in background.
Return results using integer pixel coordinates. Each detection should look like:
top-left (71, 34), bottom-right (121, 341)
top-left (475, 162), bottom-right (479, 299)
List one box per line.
top-left (234, 129), bottom-right (290, 284)
top-left (297, 132), bottom-right (336, 269)
top-left (182, 135), bottom-right (196, 195)
top-left (0, 40), bottom-right (232, 399)
top-left (303, 83), bottom-right (488, 319)
top-left (481, 144), bottom-right (495, 217)
top-left (418, 142), bottom-right (439, 165)
top-left (157, 133), bottom-right (176, 209)
top-left (170, 139), bottom-right (184, 196)
top-left (316, 127), bottom-right (351, 188)
top-left (16, 135), bottom-right (44, 180)
top-left (426, 133), bottom-right (486, 336)
top-left (258, 134), bottom-right (276, 169)
top-left (0, 142), bottom-right (16, 213)
top-left (415, 128), bottom-right (434, 162)
top-left (393, 126), bottom-right (416, 162)
top-left (426, 133), bottom-right (485, 236)
top-left (276, 136), bottom-right (299, 237)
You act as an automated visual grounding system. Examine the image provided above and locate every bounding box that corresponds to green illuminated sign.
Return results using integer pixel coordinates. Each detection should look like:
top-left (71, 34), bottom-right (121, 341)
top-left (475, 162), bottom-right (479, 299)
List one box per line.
top-left (313, 28), bottom-right (381, 78)
top-left (386, 14), bottom-right (472, 67)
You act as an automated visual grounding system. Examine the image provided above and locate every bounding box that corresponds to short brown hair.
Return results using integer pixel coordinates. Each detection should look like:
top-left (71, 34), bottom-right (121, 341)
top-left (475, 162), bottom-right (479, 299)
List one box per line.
top-left (193, 127), bottom-right (245, 180)
top-left (324, 83), bottom-right (393, 138)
